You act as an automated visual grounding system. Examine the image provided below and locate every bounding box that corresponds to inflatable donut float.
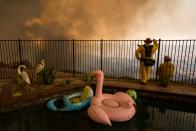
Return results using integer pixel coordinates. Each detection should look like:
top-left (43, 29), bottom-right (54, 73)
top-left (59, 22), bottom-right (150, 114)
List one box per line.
top-left (47, 86), bottom-right (93, 111)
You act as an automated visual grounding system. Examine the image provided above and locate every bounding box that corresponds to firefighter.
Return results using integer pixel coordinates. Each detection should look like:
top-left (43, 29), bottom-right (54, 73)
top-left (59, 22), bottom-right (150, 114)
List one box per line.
top-left (158, 56), bottom-right (174, 87)
top-left (135, 38), bottom-right (159, 85)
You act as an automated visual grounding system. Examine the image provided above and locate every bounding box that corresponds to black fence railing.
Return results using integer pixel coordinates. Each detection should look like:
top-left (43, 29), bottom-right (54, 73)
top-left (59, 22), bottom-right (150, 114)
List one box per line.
top-left (0, 39), bottom-right (195, 85)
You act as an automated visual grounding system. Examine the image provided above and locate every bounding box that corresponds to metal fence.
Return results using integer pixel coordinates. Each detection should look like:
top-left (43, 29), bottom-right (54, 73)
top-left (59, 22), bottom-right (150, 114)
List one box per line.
top-left (0, 39), bottom-right (196, 85)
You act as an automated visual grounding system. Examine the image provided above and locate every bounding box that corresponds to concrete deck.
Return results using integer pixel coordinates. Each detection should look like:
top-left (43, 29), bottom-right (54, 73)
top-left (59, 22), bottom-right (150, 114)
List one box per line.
top-left (0, 79), bottom-right (195, 112)
top-left (99, 79), bottom-right (196, 97)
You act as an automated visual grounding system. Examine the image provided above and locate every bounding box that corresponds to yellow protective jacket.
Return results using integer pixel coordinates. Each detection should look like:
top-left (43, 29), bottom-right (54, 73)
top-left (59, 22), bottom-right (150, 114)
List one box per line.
top-left (158, 61), bottom-right (174, 80)
top-left (135, 40), bottom-right (159, 60)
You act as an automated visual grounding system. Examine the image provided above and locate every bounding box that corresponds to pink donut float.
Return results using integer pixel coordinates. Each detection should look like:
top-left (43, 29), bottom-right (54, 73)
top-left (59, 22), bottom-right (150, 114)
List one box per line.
top-left (87, 70), bottom-right (136, 126)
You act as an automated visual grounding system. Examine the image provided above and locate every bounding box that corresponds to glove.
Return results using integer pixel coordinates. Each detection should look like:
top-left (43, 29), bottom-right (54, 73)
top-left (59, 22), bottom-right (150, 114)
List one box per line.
top-left (153, 39), bottom-right (157, 44)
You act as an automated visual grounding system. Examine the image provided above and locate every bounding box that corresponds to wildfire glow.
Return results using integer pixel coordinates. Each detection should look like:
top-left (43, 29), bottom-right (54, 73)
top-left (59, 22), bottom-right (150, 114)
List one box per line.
top-left (0, 0), bottom-right (195, 40)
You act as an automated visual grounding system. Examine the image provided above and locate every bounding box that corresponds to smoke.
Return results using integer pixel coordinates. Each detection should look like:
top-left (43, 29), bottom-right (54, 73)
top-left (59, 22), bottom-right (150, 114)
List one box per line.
top-left (0, 0), bottom-right (196, 40)
top-left (0, 0), bottom-right (42, 39)
top-left (24, 0), bottom-right (178, 40)
top-left (130, 0), bottom-right (196, 39)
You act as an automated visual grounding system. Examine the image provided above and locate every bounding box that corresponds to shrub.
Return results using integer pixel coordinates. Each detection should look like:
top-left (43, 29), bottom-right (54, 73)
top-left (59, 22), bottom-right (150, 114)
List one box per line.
top-left (159, 78), bottom-right (170, 87)
top-left (65, 79), bottom-right (71, 85)
top-left (84, 73), bottom-right (93, 83)
top-left (13, 75), bottom-right (28, 88)
top-left (36, 67), bottom-right (56, 85)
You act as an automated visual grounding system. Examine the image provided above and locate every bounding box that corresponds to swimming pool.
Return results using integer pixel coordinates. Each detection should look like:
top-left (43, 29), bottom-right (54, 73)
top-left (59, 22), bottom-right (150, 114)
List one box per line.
top-left (0, 96), bottom-right (195, 131)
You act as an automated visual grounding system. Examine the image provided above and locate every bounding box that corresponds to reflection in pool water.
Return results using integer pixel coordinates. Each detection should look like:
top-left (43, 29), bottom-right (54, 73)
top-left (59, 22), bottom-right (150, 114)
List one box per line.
top-left (0, 98), bottom-right (195, 131)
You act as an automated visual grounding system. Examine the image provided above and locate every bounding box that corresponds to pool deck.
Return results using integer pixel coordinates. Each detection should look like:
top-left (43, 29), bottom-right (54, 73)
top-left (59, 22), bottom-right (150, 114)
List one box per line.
top-left (100, 79), bottom-right (196, 97)
top-left (0, 78), bottom-right (195, 112)
top-left (99, 79), bottom-right (196, 106)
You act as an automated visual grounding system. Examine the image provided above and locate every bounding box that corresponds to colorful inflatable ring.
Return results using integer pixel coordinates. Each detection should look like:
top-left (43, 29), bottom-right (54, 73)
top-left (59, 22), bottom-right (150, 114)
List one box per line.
top-left (47, 86), bottom-right (93, 111)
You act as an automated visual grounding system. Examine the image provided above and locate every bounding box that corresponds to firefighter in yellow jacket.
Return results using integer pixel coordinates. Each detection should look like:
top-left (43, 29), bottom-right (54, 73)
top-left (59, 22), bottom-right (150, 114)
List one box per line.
top-left (135, 38), bottom-right (159, 84)
top-left (158, 56), bottom-right (174, 86)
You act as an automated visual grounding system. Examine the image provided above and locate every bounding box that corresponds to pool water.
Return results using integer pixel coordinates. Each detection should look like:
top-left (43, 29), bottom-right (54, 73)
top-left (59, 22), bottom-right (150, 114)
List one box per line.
top-left (0, 98), bottom-right (195, 131)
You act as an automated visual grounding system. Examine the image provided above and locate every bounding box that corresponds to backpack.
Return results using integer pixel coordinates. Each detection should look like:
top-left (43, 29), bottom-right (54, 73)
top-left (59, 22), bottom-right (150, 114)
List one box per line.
top-left (143, 45), bottom-right (153, 57)
top-left (143, 45), bottom-right (155, 66)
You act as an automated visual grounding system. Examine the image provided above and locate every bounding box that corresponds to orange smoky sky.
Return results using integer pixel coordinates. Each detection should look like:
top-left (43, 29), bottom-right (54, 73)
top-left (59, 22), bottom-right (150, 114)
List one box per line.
top-left (0, 0), bottom-right (196, 40)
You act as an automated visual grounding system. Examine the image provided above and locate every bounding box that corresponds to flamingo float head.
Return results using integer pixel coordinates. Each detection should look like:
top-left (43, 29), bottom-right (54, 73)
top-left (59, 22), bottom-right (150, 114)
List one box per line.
top-left (91, 70), bottom-right (103, 78)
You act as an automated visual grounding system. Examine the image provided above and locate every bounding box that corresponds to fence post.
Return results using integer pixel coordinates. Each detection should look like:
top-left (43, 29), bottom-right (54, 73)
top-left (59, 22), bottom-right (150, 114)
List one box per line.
top-left (155, 39), bottom-right (161, 81)
top-left (72, 39), bottom-right (75, 78)
top-left (18, 38), bottom-right (22, 65)
top-left (100, 39), bottom-right (103, 71)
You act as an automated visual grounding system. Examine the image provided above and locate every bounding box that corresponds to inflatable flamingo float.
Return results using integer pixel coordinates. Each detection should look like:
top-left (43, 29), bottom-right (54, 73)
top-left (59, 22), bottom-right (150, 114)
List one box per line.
top-left (87, 70), bottom-right (136, 126)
